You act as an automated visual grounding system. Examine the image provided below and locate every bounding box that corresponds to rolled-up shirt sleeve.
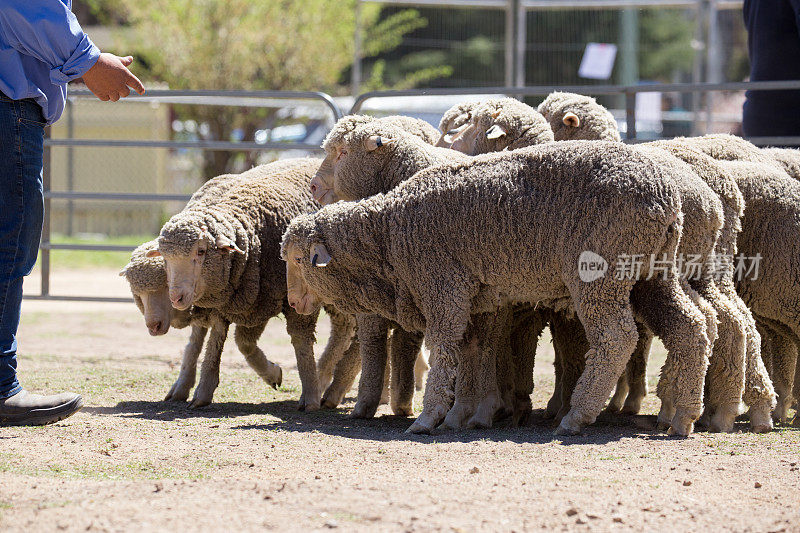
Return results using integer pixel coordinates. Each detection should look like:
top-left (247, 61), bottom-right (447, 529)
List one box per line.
top-left (0, 0), bottom-right (101, 84)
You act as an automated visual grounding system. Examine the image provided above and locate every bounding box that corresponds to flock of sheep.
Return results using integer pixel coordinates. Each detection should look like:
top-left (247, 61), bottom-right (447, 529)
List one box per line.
top-left (120, 92), bottom-right (800, 437)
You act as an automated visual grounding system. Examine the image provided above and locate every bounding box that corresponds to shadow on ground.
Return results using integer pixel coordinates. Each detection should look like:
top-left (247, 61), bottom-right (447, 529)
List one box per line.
top-left (75, 399), bottom-right (757, 446)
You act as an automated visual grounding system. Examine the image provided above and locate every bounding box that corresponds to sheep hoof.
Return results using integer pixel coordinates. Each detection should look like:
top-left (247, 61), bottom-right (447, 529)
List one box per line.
top-left (188, 398), bottom-right (210, 409)
top-left (791, 415), bottom-right (799, 427)
top-left (350, 401), bottom-right (378, 419)
top-left (709, 403), bottom-right (738, 433)
top-left (669, 409), bottom-right (697, 436)
top-left (165, 381), bottom-right (192, 402)
top-left (620, 396), bottom-right (643, 415)
top-left (555, 411), bottom-right (583, 436)
top-left (442, 401), bottom-right (473, 429)
top-left (391, 403), bottom-right (414, 417)
top-left (405, 420), bottom-right (433, 434)
top-left (748, 402), bottom-right (774, 433)
top-left (262, 364), bottom-right (282, 390)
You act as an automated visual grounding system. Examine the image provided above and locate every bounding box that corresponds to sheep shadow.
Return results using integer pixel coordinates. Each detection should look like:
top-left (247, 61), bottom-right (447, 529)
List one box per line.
top-left (83, 398), bottom-right (795, 445)
top-left (231, 403), bottom-right (676, 446)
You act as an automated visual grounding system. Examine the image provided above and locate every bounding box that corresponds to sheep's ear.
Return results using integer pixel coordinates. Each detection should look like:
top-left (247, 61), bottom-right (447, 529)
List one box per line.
top-left (216, 236), bottom-right (244, 254)
top-left (310, 243), bottom-right (331, 267)
top-left (485, 125), bottom-right (507, 140)
top-left (443, 124), bottom-right (467, 143)
top-left (491, 110), bottom-right (501, 119)
top-left (365, 135), bottom-right (395, 152)
top-left (145, 249), bottom-right (161, 258)
top-left (118, 267), bottom-right (129, 277)
top-left (563, 112), bottom-right (580, 128)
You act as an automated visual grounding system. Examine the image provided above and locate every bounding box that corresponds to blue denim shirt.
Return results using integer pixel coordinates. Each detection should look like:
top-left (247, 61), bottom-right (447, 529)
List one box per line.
top-left (0, 0), bottom-right (100, 123)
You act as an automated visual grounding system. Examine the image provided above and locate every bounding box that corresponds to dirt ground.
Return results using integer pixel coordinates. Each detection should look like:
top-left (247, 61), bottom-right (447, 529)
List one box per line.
top-left (2, 268), bottom-right (799, 532)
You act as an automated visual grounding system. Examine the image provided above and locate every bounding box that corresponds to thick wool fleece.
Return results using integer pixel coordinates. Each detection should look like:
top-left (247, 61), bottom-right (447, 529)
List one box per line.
top-left (320, 118), bottom-right (471, 202)
top-left (459, 97), bottom-right (555, 154)
top-left (439, 102), bottom-right (478, 133)
top-left (122, 240), bottom-right (168, 295)
top-left (537, 93), bottom-right (775, 429)
top-left (158, 158), bottom-right (327, 410)
top-left (538, 92), bottom-right (622, 142)
top-left (283, 141), bottom-right (709, 435)
top-left (318, 118), bottom-right (468, 417)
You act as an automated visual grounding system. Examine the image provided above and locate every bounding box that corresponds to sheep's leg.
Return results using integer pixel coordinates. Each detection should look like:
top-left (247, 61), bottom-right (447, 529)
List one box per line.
top-left (189, 318), bottom-right (229, 408)
top-left (317, 309), bottom-right (356, 392)
top-left (321, 338), bottom-right (361, 408)
top-left (407, 280), bottom-right (471, 434)
top-left (770, 330), bottom-right (798, 424)
top-left (442, 331), bottom-right (482, 430)
top-left (510, 308), bottom-right (546, 426)
top-left (635, 279), bottom-right (712, 436)
top-left (695, 285), bottom-right (746, 433)
top-left (351, 314), bottom-right (390, 419)
top-left (550, 313), bottom-right (588, 425)
top-left (284, 305), bottom-right (321, 412)
top-left (621, 324), bottom-right (652, 414)
top-left (794, 344), bottom-right (800, 426)
top-left (414, 349), bottom-right (429, 391)
top-left (734, 301), bottom-right (776, 433)
top-left (234, 322), bottom-right (283, 390)
top-left (442, 309), bottom-right (506, 430)
top-left (389, 327), bottom-right (424, 416)
top-left (544, 342), bottom-right (563, 419)
top-left (607, 322), bottom-right (651, 414)
top-left (555, 278), bottom-right (639, 436)
top-left (165, 325), bottom-right (207, 402)
top-left (469, 308), bottom-right (511, 429)
top-left (607, 370), bottom-right (629, 414)
top-left (380, 339), bottom-right (392, 406)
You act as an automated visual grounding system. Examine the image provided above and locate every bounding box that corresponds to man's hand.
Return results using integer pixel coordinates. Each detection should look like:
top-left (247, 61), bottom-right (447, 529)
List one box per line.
top-left (81, 53), bottom-right (146, 102)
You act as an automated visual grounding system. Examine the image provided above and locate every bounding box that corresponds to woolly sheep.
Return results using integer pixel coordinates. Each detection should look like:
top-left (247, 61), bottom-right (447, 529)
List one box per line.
top-left (446, 97), bottom-right (750, 433)
top-left (283, 140), bottom-right (713, 436)
top-left (540, 94), bottom-right (778, 429)
top-left (120, 240), bottom-right (234, 407)
top-left (537, 91), bottom-right (621, 142)
top-left (150, 158), bottom-right (327, 411)
top-left (440, 98), bottom-right (645, 421)
top-left (448, 97), bottom-right (554, 154)
top-left (304, 115), bottom-right (470, 418)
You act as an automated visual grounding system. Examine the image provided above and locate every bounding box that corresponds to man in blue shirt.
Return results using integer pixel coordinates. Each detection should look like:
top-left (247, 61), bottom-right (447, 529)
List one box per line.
top-left (743, 0), bottom-right (800, 140)
top-left (0, 1), bottom-right (145, 425)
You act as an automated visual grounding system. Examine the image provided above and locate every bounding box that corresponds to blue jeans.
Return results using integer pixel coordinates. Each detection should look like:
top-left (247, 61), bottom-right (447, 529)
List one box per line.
top-left (0, 93), bottom-right (46, 399)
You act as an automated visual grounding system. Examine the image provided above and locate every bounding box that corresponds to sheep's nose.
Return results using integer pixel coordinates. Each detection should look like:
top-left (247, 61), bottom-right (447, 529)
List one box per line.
top-left (148, 321), bottom-right (162, 335)
top-left (288, 299), bottom-right (298, 309)
top-left (310, 183), bottom-right (317, 194)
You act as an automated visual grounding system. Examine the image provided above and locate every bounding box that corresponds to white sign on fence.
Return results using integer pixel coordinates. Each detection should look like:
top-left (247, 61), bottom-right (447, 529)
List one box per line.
top-left (578, 43), bottom-right (618, 80)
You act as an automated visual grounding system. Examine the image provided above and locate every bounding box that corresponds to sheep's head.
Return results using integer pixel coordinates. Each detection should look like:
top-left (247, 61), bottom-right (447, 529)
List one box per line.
top-left (311, 119), bottom-right (407, 204)
top-left (148, 217), bottom-right (244, 311)
top-left (537, 92), bottom-right (621, 142)
top-left (120, 241), bottom-right (192, 335)
top-left (436, 102), bottom-right (478, 148)
top-left (280, 216), bottom-right (333, 315)
top-left (450, 98), bottom-right (553, 155)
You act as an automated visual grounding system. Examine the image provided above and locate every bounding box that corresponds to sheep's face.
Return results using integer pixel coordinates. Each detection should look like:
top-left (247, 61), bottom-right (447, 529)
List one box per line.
top-left (283, 240), bottom-right (326, 315)
top-left (311, 134), bottom-right (396, 204)
top-left (436, 123), bottom-right (468, 148)
top-left (132, 288), bottom-right (185, 336)
top-left (310, 146), bottom-right (343, 204)
top-left (451, 113), bottom-right (513, 156)
top-left (148, 229), bottom-right (243, 311)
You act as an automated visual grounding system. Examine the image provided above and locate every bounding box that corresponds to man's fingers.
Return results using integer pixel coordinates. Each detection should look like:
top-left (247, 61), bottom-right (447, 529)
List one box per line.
top-left (125, 71), bottom-right (146, 95)
top-left (118, 86), bottom-right (131, 99)
top-left (108, 92), bottom-right (120, 102)
top-left (119, 55), bottom-right (134, 66)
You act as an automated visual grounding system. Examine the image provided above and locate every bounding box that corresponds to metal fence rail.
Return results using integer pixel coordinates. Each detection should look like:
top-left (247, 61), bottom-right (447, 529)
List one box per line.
top-left (32, 81), bottom-right (800, 302)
